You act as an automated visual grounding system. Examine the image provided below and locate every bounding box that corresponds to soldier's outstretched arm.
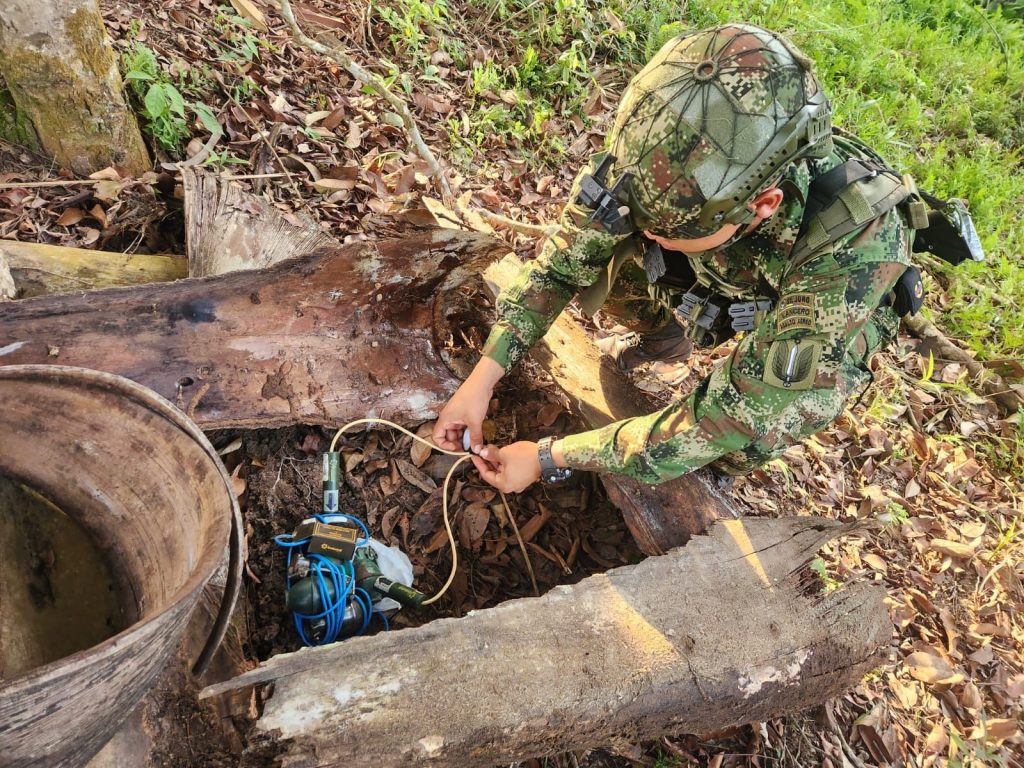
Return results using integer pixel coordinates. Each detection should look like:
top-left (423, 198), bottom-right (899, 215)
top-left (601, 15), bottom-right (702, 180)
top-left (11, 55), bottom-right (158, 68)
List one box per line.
top-left (435, 155), bottom-right (629, 453)
top-left (554, 213), bottom-right (911, 483)
top-left (480, 154), bottom-right (630, 372)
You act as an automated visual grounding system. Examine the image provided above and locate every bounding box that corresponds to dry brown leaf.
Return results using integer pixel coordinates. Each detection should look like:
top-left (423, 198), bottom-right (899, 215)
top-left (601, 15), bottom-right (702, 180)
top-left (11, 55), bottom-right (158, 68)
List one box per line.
top-left (409, 421), bottom-right (435, 467)
top-left (93, 180), bottom-right (125, 202)
top-left (461, 486), bottom-right (496, 504)
top-left (966, 718), bottom-right (1019, 742)
top-left (230, 463), bottom-right (246, 498)
top-left (535, 402), bottom-right (562, 428)
top-left (922, 723), bottom-right (948, 754)
top-left (343, 451), bottom-right (363, 472)
top-left (968, 644), bottom-right (994, 665)
top-left (55, 208), bottom-right (85, 226)
top-left (863, 553), bottom-right (888, 572)
top-left (969, 622), bottom-right (1011, 638)
top-left (88, 166), bottom-right (121, 180)
top-left (380, 505), bottom-right (401, 543)
top-left (905, 651), bottom-right (964, 685)
top-left (888, 676), bottom-right (918, 710)
top-left (304, 110), bottom-right (333, 126)
top-left (930, 538), bottom-right (977, 559)
top-left (959, 520), bottom-right (987, 538)
top-left (345, 121), bottom-right (362, 149)
top-left (312, 178), bottom-right (356, 193)
top-left (458, 502), bottom-right (490, 550)
top-left (396, 459), bottom-right (436, 494)
top-left (424, 526), bottom-right (449, 553)
top-left (1005, 673), bottom-right (1024, 699)
top-left (229, 0), bottom-right (268, 30)
top-left (938, 607), bottom-right (959, 654)
top-left (322, 106), bottom-right (346, 131)
top-left (517, 504), bottom-right (552, 543)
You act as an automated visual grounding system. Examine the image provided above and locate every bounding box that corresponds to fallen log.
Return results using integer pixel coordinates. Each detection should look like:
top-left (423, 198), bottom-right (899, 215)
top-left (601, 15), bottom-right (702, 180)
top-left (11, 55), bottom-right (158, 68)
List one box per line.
top-left (0, 229), bottom-right (507, 429)
top-left (202, 516), bottom-right (890, 767)
top-left (0, 239), bottom-right (186, 297)
top-left (481, 254), bottom-right (738, 553)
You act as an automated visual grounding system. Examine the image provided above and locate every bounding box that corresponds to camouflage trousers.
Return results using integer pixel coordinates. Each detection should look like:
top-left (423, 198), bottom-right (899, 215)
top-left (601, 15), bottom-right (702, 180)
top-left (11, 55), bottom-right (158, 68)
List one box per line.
top-left (600, 260), bottom-right (679, 333)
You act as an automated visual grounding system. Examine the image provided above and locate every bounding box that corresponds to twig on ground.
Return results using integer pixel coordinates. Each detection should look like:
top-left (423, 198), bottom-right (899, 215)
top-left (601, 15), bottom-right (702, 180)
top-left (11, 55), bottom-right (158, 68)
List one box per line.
top-left (500, 490), bottom-right (540, 597)
top-left (274, 0), bottom-right (452, 200)
top-left (475, 208), bottom-right (560, 238)
top-left (917, 252), bottom-right (1011, 306)
top-left (228, 94), bottom-right (308, 210)
top-left (902, 312), bottom-right (1024, 415)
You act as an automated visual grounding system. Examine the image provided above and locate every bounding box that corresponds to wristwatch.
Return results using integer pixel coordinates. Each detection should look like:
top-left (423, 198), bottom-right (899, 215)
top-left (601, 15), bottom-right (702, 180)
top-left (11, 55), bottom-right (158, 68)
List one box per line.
top-left (537, 436), bottom-right (573, 484)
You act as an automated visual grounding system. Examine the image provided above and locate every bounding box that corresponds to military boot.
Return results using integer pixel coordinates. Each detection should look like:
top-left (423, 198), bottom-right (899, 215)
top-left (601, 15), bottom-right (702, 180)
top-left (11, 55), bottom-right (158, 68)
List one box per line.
top-left (597, 318), bottom-right (693, 371)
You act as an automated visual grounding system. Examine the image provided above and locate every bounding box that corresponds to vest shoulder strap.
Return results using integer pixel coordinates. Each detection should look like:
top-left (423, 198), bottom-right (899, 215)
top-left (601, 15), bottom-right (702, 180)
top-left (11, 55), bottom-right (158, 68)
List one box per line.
top-left (791, 159), bottom-right (911, 265)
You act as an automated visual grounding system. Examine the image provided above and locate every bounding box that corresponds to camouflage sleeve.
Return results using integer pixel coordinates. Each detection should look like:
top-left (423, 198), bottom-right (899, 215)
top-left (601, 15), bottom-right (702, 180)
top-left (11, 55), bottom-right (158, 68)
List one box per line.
top-left (481, 153), bottom-right (629, 371)
top-left (559, 208), bottom-right (911, 483)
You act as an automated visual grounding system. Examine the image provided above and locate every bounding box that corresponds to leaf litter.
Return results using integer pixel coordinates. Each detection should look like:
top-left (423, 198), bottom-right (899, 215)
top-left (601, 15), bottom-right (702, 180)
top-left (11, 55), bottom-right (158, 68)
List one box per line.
top-left (0, 0), bottom-right (1020, 765)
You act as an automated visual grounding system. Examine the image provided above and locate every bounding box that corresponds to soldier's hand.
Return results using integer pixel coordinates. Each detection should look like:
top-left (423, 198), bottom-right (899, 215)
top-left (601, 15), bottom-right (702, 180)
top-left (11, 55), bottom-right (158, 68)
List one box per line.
top-left (433, 357), bottom-right (505, 453)
top-left (471, 442), bottom-right (541, 494)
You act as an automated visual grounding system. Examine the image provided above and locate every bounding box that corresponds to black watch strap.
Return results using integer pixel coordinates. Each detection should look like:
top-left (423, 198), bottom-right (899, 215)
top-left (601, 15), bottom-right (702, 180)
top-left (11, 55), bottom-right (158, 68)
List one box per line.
top-left (538, 436), bottom-right (573, 484)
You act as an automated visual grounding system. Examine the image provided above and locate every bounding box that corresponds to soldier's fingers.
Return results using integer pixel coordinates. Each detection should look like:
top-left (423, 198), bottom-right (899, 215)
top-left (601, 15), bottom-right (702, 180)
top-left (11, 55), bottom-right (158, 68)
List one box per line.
top-left (470, 455), bottom-right (500, 485)
top-left (478, 445), bottom-right (502, 463)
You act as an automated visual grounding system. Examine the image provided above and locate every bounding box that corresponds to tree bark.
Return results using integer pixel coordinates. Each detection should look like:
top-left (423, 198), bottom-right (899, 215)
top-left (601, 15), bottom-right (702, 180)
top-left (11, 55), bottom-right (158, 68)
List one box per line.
top-left (0, 229), bottom-right (508, 428)
top-left (481, 254), bottom-right (739, 554)
top-left (202, 516), bottom-right (889, 767)
top-left (181, 167), bottom-right (339, 277)
top-left (0, 0), bottom-right (150, 175)
top-left (0, 240), bottom-right (186, 297)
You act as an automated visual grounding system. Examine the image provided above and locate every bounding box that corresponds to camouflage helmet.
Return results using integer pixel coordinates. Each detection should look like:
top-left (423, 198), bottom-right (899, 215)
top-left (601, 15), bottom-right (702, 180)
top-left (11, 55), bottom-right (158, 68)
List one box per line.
top-left (608, 24), bottom-right (832, 239)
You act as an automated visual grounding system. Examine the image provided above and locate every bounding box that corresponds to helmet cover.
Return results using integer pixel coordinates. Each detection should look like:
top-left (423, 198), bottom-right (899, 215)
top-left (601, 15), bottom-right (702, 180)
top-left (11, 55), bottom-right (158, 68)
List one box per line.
top-left (609, 24), bottom-right (832, 239)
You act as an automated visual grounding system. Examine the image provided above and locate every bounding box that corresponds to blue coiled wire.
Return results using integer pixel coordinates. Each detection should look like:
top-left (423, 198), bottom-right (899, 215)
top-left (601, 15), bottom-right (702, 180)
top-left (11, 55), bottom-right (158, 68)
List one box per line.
top-left (275, 513), bottom-right (376, 646)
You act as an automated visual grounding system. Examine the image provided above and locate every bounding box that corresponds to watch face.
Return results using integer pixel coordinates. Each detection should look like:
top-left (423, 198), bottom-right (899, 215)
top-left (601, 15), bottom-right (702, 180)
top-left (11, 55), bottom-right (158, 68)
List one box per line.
top-left (542, 467), bottom-right (572, 484)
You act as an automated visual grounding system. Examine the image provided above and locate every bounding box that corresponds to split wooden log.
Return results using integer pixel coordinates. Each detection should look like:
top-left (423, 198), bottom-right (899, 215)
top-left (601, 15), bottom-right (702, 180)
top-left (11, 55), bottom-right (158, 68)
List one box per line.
top-left (202, 516), bottom-right (890, 767)
top-left (481, 254), bottom-right (738, 553)
top-left (0, 239), bottom-right (186, 297)
top-left (0, 229), bottom-right (508, 429)
top-left (181, 167), bottom-right (339, 277)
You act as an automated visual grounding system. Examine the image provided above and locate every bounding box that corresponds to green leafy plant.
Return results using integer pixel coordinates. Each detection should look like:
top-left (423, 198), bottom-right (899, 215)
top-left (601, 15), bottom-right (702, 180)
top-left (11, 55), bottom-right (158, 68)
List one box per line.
top-left (122, 42), bottom-right (220, 154)
top-left (810, 556), bottom-right (843, 592)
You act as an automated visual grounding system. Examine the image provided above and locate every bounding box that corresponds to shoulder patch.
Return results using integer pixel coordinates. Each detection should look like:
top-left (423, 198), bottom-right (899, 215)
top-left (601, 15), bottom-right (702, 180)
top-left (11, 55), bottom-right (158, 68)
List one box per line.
top-left (763, 338), bottom-right (823, 390)
top-left (776, 292), bottom-right (816, 334)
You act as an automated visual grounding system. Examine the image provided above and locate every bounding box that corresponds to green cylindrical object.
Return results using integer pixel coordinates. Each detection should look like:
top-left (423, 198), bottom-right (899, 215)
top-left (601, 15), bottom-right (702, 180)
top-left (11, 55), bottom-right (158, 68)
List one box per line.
top-left (323, 451), bottom-right (341, 513)
top-left (285, 574), bottom-right (337, 615)
top-left (353, 546), bottom-right (425, 607)
top-left (375, 576), bottom-right (425, 608)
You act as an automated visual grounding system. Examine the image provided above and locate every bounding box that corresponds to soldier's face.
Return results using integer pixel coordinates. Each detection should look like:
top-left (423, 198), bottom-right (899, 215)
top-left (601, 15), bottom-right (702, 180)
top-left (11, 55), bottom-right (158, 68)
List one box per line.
top-left (644, 222), bottom-right (743, 254)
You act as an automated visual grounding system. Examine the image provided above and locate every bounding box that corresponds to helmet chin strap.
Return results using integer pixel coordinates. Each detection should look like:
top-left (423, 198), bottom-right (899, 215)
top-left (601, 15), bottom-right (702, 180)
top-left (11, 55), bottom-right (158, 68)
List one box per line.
top-left (709, 212), bottom-right (766, 252)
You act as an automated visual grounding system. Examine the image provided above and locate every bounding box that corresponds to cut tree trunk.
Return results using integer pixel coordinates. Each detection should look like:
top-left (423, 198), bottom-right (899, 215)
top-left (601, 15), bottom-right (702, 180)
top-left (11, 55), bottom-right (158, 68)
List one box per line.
top-left (481, 254), bottom-right (738, 553)
top-left (181, 167), bottom-right (339, 276)
top-left (202, 516), bottom-right (890, 767)
top-left (0, 240), bottom-right (186, 298)
top-left (0, 0), bottom-right (149, 175)
top-left (0, 229), bottom-right (507, 428)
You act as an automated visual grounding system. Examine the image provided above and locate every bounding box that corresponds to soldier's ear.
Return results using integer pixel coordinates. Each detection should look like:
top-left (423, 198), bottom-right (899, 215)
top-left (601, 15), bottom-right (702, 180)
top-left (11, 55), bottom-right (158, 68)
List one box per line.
top-left (749, 187), bottom-right (785, 220)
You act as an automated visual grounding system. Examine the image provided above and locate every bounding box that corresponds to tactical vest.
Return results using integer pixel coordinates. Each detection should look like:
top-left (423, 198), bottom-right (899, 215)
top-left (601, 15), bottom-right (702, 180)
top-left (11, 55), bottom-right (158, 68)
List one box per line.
top-left (650, 131), bottom-right (981, 346)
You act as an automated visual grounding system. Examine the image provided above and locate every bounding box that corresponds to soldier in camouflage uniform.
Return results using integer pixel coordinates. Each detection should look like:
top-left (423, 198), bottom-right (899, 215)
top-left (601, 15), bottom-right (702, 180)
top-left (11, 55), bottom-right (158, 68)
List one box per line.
top-left (434, 23), bottom-right (912, 491)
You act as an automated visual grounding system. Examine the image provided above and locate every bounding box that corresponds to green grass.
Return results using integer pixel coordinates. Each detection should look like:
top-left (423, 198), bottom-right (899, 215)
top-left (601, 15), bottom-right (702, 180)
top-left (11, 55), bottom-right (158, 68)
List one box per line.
top-left (375, 0), bottom-right (1024, 359)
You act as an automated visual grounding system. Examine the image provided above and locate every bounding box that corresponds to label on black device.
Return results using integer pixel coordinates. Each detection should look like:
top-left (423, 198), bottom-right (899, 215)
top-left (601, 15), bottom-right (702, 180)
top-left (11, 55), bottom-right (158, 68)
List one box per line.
top-left (299, 521), bottom-right (359, 561)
